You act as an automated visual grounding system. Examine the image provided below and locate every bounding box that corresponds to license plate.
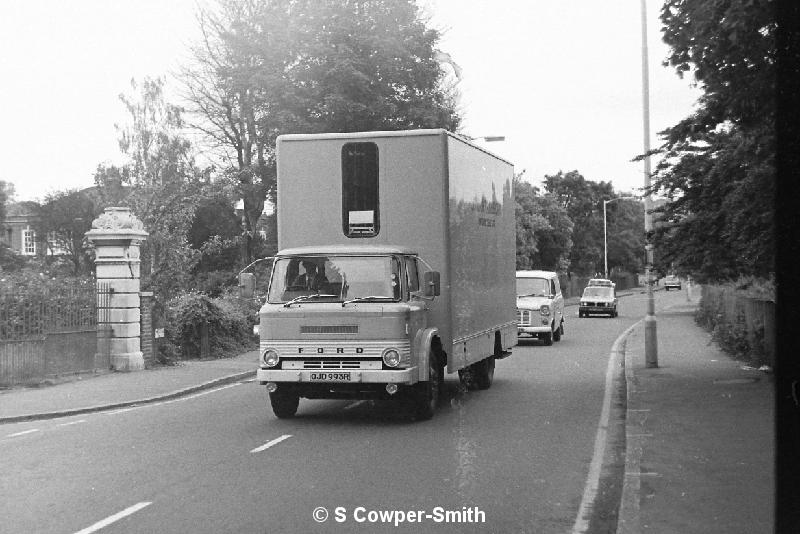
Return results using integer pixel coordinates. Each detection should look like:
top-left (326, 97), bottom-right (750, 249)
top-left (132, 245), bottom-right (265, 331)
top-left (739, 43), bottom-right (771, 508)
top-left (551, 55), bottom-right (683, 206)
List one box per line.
top-left (309, 372), bottom-right (351, 382)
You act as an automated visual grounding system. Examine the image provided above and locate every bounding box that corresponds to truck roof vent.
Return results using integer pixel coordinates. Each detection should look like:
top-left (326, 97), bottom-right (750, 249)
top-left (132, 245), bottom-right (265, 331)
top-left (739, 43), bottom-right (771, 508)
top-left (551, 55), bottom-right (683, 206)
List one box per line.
top-left (301, 325), bottom-right (359, 335)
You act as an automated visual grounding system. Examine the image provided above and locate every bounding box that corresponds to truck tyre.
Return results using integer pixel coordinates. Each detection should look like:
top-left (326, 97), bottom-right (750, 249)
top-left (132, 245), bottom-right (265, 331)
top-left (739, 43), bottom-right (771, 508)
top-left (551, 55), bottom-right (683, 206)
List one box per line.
top-left (411, 351), bottom-right (441, 420)
top-left (269, 389), bottom-right (299, 418)
top-left (553, 321), bottom-right (562, 342)
top-left (474, 356), bottom-right (495, 390)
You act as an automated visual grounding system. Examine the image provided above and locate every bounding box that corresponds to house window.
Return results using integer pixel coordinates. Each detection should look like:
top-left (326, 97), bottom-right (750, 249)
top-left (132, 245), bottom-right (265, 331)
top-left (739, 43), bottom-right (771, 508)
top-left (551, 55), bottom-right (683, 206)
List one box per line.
top-left (23, 227), bottom-right (36, 255)
top-left (342, 142), bottom-right (379, 238)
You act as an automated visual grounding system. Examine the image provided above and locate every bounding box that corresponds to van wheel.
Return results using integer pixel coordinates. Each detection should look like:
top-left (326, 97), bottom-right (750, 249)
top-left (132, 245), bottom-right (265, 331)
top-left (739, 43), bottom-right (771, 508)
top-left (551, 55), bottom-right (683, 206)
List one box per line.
top-left (411, 351), bottom-right (441, 420)
top-left (269, 389), bottom-right (299, 418)
top-left (543, 329), bottom-right (553, 346)
top-left (553, 321), bottom-right (562, 342)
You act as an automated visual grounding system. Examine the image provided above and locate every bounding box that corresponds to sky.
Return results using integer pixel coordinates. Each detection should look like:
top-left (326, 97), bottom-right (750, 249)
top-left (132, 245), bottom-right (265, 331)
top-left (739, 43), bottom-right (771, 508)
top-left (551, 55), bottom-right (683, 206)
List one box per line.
top-left (0, 0), bottom-right (701, 203)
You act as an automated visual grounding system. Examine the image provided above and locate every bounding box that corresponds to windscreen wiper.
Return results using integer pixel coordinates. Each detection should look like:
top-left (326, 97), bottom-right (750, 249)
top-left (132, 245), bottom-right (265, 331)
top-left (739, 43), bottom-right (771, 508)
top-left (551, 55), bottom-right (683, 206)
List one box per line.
top-left (283, 294), bottom-right (338, 308)
top-left (341, 296), bottom-right (394, 307)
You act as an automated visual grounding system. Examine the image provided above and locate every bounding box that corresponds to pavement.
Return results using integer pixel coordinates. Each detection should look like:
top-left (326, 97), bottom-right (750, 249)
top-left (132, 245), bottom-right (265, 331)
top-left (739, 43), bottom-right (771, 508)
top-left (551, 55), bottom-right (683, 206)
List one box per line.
top-left (618, 298), bottom-right (774, 534)
top-left (0, 351), bottom-right (258, 424)
top-left (0, 288), bottom-right (775, 533)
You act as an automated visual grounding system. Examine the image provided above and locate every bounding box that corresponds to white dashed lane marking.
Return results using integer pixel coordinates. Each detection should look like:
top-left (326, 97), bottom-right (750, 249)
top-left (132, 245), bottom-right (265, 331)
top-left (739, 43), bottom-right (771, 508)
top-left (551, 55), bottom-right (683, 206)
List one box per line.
top-left (73, 501), bottom-right (152, 534)
top-left (250, 434), bottom-right (293, 453)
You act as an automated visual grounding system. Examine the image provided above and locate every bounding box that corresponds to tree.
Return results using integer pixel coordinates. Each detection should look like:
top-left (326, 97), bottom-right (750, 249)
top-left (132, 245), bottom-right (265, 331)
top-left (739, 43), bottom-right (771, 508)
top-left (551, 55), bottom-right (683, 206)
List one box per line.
top-left (604, 197), bottom-right (644, 275)
top-left (652, 0), bottom-right (776, 281)
top-left (96, 77), bottom-right (208, 299)
top-left (544, 171), bottom-right (613, 275)
top-left (34, 190), bottom-right (97, 274)
top-left (181, 0), bottom-right (462, 263)
top-left (514, 176), bottom-right (573, 271)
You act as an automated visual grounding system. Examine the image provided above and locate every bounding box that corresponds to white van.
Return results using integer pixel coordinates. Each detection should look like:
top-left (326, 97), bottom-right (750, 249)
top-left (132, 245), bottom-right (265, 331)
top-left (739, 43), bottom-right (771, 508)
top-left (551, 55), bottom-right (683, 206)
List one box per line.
top-left (515, 270), bottom-right (565, 345)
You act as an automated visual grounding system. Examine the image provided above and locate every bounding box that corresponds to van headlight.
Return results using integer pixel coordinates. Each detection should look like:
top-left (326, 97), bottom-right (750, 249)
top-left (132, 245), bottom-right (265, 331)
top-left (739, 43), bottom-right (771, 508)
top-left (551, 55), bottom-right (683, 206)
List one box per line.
top-left (382, 348), bottom-right (401, 368)
top-left (261, 349), bottom-right (280, 368)
top-left (540, 305), bottom-right (551, 316)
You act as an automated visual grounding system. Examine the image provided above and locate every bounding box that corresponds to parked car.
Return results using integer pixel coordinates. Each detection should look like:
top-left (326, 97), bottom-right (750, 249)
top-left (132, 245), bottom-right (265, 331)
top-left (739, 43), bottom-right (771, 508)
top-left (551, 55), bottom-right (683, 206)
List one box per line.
top-left (516, 270), bottom-right (565, 345)
top-left (664, 275), bottom-right (682, 291)
top-left (579, 285), bottom-right (618, 318)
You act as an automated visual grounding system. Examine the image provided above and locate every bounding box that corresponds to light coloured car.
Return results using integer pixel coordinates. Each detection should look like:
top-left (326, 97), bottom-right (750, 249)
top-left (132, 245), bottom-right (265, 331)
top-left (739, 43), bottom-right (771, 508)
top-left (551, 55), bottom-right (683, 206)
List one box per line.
top-left (516, 270), bottom-right (565, 345)
top-left (664, 275), bottom-right (682, 291)
top-left (579, 285), bottom-right (618, 318)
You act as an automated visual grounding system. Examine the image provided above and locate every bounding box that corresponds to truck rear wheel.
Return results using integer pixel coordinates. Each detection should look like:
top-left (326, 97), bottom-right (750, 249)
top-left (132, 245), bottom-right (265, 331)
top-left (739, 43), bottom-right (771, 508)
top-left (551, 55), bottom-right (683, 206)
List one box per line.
top-left (474, 356), bottom-right (495, 390)
top-left (269, 389), bottom-right (299, 418)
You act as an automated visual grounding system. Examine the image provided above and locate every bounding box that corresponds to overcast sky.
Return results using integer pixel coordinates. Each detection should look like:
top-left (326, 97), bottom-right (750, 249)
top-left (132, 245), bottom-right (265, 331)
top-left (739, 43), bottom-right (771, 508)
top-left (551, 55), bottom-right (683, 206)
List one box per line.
top-left (0, 0), bottom-right (701, 202)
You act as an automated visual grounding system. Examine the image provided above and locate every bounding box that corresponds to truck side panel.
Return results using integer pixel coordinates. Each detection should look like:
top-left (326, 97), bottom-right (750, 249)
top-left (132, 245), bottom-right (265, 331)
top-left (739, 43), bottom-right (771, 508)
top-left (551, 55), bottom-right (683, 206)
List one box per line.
top-left (446, 135), bottom-right (517, 369)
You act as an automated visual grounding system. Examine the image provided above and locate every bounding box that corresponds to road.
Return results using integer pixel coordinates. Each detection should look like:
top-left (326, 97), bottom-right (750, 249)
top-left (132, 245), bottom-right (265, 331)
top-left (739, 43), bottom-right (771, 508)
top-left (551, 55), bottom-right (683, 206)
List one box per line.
top-left (1, 289), bottom-right (683, 534)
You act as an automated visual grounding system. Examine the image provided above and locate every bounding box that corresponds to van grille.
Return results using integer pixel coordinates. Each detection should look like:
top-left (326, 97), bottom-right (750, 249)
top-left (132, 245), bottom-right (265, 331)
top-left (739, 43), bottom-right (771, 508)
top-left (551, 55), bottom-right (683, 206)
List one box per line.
top-left (301, 325), bottom-right (358, 335)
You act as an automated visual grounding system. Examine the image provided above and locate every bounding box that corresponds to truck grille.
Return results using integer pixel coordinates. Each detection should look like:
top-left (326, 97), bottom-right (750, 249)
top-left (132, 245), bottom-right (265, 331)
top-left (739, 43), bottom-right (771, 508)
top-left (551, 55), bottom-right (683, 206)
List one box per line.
top-left (300, 325), bottom-right (358, 335)
top-left (283, 360), bottom-right (383, 370)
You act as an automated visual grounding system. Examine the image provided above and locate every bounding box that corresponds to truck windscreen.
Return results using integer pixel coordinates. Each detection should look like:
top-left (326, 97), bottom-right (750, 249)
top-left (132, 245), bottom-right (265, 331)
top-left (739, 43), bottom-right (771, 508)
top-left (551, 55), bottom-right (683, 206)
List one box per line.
top-left (267, 256), bottom-right (401, 303)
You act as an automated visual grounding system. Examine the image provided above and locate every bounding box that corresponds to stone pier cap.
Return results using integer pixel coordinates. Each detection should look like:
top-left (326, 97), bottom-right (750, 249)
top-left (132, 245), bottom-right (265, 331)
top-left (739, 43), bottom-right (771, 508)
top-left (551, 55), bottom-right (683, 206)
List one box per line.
top-left (85, 206), bottom-right (149, 244)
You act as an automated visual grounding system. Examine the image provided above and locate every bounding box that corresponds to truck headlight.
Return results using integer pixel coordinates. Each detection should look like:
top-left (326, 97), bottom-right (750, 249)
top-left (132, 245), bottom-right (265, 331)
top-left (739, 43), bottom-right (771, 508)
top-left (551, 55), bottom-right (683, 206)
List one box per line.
top-left (261, 349), bottom-right (280, 368)
top-left (382, 348), bottom-right (401, 368)
top-left (540, 305), bottom-right (550, 316)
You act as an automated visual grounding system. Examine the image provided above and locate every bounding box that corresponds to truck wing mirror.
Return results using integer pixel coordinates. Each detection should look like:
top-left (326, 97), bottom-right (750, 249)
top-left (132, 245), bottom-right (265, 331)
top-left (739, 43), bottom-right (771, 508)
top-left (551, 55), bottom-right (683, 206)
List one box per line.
top-left (423, 271), bottom-right (440, 297)
top-left (239, 272), bottom-right (256, 299)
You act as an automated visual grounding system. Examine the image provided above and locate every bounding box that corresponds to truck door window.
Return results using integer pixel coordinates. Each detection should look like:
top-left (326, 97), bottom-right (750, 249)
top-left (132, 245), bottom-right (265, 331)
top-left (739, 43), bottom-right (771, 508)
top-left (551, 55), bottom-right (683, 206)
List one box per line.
top-left (405, 257), bottom-right (420, 297)
top-left (342, 142), bottom-right (379, 238)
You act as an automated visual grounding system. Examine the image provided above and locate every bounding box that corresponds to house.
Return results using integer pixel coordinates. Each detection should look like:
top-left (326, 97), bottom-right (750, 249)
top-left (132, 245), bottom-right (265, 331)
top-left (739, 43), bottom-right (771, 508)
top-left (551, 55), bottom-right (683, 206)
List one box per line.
top-left (2, 201), bottom-right (41, 255)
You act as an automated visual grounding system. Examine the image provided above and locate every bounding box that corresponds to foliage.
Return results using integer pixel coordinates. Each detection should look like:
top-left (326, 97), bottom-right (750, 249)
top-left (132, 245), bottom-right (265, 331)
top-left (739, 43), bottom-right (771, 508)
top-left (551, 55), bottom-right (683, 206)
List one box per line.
top-left (0, 180), bottom-right (13, 225)
top-left (651, 0), bottom-right (776, 282)
top-left (695, 281), bottom-right (774, 366)
top-left (605, 196), bottom-right (645, 275)
top-left (514, 176), bottom-right (573, 270)
top-left (34, 189), bottom-right (98, 274)
top-left (95, 77), bottom-right (209, 300)
top-left (543, 171), bottom-right (613, 275)
top-left (160, 290), bottom-right (257, 360)
top-left (181, 0), bottom-right (462, 263)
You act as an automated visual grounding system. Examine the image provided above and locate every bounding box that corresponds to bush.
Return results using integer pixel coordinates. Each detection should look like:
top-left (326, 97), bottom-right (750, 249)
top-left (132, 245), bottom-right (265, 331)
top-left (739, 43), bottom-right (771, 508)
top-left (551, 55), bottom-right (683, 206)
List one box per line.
top-left (161, 290), bottom-right (258, 360)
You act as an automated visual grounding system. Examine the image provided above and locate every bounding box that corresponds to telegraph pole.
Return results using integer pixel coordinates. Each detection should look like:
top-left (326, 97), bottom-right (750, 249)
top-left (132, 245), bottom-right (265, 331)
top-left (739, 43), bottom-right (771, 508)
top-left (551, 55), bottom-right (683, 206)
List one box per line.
top-left (641, 0), bottom-right (658, 367)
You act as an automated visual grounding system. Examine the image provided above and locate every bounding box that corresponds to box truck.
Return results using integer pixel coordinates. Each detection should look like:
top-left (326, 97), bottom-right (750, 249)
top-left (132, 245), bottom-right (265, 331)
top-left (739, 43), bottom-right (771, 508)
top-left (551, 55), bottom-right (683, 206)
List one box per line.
top-left (252, 129), bottom-right (517, 419)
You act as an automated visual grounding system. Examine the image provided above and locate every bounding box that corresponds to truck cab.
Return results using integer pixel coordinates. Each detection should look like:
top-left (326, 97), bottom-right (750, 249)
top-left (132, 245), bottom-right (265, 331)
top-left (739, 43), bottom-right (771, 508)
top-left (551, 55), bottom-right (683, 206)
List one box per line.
top-left (257, 245), bottom-right (444, 419)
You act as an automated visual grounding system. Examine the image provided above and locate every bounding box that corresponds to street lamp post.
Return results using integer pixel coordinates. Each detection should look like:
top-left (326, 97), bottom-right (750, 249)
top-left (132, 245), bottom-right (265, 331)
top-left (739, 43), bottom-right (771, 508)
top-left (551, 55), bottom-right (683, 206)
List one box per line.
top-left (641, 0), bottom-right (658, 368)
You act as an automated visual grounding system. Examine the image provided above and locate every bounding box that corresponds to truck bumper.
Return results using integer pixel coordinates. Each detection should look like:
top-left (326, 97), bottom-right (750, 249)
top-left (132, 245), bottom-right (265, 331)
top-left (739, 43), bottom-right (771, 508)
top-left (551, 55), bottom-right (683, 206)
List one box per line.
top-left (256, 367), bottom-right (418, 385)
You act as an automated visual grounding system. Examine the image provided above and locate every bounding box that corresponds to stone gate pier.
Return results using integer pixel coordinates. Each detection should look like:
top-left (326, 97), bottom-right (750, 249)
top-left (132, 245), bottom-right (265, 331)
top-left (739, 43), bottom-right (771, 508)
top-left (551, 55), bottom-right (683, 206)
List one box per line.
top-left (86, 207), bottom-right (149, 371)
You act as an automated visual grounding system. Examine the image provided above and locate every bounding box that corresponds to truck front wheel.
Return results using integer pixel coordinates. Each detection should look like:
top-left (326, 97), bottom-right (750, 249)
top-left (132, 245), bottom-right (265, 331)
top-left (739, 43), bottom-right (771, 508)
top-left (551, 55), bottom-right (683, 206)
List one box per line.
top-left (269, 389), bottom-right (299, 418)
top-left (411, 351), bottom-right (441, 420)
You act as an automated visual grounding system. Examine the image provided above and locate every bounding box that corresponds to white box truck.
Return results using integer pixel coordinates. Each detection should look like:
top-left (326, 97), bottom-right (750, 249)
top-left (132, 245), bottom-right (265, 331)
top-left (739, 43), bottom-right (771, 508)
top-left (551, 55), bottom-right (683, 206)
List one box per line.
top-left (252, 129), bottom-right (517, 419)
